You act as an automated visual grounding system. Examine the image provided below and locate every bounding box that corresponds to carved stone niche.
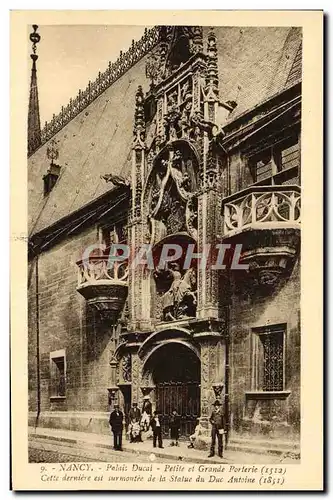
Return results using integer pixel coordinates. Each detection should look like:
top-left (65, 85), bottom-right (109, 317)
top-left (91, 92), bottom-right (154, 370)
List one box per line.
top-left (146, 142), bottom-right (199, 243)
top-left (151, 234), bottom-right (198, 322)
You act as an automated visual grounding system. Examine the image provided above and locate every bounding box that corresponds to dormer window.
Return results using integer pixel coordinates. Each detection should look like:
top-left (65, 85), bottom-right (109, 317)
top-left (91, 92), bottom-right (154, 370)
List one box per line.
top-left (44, 139), bottom-right (61, 196)
top-left (43, 163), bottom-right (61, 196)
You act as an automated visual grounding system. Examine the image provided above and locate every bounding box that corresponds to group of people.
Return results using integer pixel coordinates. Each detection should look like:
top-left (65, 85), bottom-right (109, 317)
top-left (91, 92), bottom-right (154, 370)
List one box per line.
top-left (109, 399), bottom-right (225, 458)
top-left (109, 399), bottom-right (180, 450)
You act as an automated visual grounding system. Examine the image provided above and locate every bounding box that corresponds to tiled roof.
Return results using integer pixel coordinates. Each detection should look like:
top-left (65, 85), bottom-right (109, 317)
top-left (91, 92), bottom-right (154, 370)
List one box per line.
top-left (28, 53), bottom-right (150, 235)
top-left (216, 26), bottom-right (302, 120)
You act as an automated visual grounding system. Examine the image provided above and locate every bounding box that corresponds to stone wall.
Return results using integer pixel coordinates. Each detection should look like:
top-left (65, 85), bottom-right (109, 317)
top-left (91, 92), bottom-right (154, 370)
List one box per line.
top-left (228, 259), bottom-right (300, 439)
top-left (28, 225), bottom-right (116, 430)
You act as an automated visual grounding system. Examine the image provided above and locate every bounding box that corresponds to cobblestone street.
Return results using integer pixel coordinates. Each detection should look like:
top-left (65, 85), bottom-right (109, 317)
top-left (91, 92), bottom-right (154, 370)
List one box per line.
top-left (29, 438), bottom-right (169, 464)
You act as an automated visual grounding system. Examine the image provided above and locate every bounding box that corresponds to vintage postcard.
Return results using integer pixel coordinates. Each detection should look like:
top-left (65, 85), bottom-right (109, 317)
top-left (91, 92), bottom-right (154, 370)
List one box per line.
top-left (10, 10), bottom-right (323, 490)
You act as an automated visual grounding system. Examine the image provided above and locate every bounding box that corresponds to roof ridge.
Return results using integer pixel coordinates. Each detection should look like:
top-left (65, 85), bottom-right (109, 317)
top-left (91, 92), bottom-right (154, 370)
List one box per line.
top-left (38, 26), bottom-right (159, 149)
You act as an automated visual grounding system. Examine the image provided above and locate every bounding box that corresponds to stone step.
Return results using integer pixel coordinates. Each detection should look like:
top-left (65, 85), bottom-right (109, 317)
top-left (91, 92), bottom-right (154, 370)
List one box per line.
top-left (229, 437), bottom-right (299, 451)
top-left (227, 438), bottom-right (300, 457)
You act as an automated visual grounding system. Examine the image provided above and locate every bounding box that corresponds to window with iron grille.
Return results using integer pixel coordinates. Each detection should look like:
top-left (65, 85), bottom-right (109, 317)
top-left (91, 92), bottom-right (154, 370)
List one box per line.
top-left (251, 325), bottom-right (285, 392)
top-left (50, 350), bottom-right (66, 398)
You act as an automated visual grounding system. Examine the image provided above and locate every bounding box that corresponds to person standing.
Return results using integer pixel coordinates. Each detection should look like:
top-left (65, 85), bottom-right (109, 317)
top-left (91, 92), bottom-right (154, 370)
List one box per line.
top-left (169, 409), bottom-right (181, 446)
top-left (208, 400), bottom-right (225, 458)
top-left (129, 402), bottom-right (142, 442)
top-left (150, 410), bottom-right (164, 448)
top-left (109, 403), bottom-right (124, 451)
top-left (141, 396), bottom-right (152, 432)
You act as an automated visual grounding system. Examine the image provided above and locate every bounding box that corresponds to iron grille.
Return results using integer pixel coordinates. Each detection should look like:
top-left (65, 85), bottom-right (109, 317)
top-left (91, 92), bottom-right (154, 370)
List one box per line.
top-left (260, 330), bottom-right (284, 391)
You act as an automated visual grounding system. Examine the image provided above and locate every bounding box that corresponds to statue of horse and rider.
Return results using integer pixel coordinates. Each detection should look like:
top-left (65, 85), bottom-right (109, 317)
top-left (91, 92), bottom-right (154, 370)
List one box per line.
top-left (155, 263), bottom-right (197, 321)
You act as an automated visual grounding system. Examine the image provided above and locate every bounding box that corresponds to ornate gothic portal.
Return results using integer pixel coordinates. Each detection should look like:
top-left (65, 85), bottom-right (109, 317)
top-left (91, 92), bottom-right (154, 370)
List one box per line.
top-left (144, 343), bottom-right (200, 437)
top-left (125, 26), bottom-right (227, 437)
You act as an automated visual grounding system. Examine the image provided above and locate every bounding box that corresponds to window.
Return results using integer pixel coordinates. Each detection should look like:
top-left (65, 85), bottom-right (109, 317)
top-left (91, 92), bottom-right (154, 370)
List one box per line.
top-left (100, 224), bottom-right (127, 254)
top-left (251, 325), bottom-right (285, 392)
top-left (279, 137), bottom-right (299, 171)
top-left (50, 350), bottom-right (66, 398)
top-left (43, 164), bottom-right (61, 196)
top-left (250, 135), bottom-right (299, 185)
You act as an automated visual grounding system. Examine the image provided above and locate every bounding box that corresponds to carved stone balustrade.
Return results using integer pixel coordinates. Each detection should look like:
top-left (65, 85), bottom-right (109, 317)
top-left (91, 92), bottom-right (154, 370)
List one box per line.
top-left (221, 186), bottom-right (301, 285)
top-left (76, 256), bottom-right (128, 320)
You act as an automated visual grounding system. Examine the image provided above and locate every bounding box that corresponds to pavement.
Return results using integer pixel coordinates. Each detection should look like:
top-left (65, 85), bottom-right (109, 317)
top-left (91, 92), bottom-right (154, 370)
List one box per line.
top-left (29, 437), bottom-right (168, 463)
top-left (28, 426), bottom-right (298, 464)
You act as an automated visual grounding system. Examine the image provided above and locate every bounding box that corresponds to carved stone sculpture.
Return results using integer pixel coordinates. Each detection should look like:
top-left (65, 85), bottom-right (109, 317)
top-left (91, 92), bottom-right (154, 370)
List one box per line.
top-left (154, 263), bottom-right (197, 321)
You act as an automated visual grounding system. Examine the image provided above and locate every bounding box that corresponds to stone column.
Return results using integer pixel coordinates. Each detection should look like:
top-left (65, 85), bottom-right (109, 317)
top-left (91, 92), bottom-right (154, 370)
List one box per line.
top-left (131, 351), bottom-right (143, 408)
top-left (199, 335), bottom-right (226, 433)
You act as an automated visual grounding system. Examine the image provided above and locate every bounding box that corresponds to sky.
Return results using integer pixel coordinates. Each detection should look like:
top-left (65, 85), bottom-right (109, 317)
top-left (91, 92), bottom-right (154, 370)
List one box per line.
top-left (28, 25), bottom-right (148, 126)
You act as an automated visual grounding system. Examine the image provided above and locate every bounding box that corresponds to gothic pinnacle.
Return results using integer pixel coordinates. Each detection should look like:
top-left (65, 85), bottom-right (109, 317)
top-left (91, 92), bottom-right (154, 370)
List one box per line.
top-left (28, 25), bottom-right (41, 156)
top-left (133, 85), bottom-right (145, 144)
top-left (206, 27), bottom-right (219, 100)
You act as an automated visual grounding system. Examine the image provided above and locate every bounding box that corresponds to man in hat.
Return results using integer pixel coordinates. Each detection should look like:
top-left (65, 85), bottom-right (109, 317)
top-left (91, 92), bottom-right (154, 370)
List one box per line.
top-left (208, 400), bottom-right (225, 458)
top-left (109, 403), bottom-right (124, 451)
top-left (150, 410), bottom-right (164, 449)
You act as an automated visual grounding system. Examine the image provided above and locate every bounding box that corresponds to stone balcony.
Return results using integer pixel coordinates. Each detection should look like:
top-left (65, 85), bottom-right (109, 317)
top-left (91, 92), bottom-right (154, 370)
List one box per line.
top-left (76, 256), bottom-right (128, 320)
top-left (221, 185), bottom-right (301, 285)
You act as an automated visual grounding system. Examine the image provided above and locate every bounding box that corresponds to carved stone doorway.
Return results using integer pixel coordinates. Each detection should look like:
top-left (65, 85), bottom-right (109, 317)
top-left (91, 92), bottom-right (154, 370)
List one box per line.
top-left (121, 385), bottom-right (131, 431)
top-left (147, 342), bottom-right (200, 437)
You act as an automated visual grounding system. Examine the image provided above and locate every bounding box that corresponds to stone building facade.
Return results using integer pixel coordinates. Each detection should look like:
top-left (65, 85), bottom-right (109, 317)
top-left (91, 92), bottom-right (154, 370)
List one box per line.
top-left (28, 25), bottom-right (302, 450)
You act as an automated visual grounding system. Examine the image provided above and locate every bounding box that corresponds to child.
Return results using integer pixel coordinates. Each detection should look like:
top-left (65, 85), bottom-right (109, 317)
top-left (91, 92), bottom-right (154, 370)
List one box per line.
top-left (188, 420), bottom-right (204, 449)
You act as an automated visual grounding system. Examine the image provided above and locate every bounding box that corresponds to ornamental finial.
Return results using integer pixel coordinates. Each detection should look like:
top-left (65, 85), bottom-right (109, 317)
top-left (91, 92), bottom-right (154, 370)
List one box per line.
top-left (46, 139), bottom-right (59, 166)
top-left (28, 25), bottom-right (41, 156)
top-left (29, 25), bottom-right (41, 62)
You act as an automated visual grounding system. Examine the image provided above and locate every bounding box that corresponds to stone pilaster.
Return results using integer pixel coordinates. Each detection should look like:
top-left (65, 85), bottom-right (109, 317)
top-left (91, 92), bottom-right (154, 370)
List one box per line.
top-left (197, 186), bottom-right (221, 319)
top-left (199, 336), bottom-right (226, 431)
top-left (195, 27), bottom-right (222, 320)
top-left (128, 86), bottom-right (152, 331)
top-left (131, 351), bottom-right (143, 407)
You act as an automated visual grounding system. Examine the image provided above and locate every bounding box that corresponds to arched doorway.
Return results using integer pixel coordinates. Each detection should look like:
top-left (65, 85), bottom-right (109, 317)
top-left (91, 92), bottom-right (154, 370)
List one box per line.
top-left (145, 342), bottom-right (200, 437)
